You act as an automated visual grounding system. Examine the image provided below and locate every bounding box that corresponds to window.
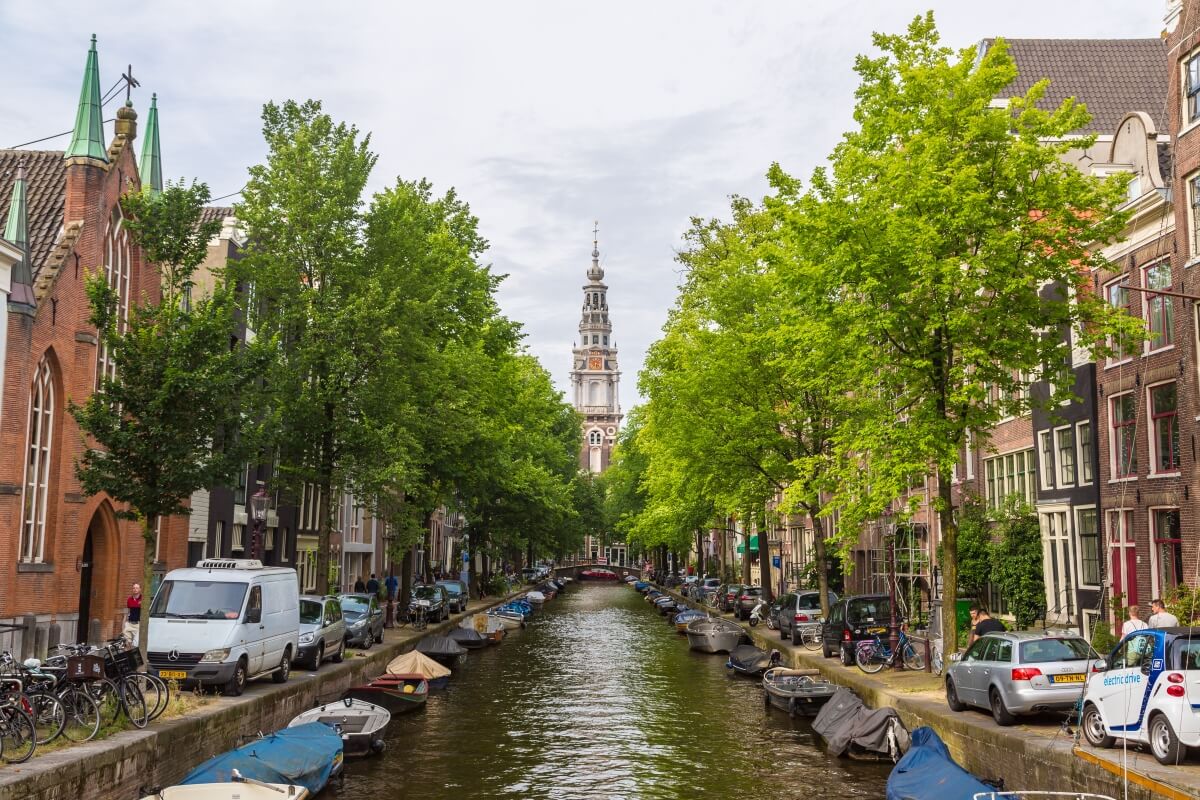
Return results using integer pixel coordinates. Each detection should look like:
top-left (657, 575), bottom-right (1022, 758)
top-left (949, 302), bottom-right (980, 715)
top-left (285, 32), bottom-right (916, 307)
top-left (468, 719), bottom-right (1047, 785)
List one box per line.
top-left (1108, 509), bottom-right (1137, 609)
top-left (1110, 393), bottom-right (1137, 477)
top-left (1056, 427), bottom-right (1076, 486)
top-left (1191, 175), bottom-right (1200, 256)
top-left (1150, 382), bottom-right (1180, 472)
top-left (1105, 279), bottom-right (1130, 362)
top-left (1076, 507), bottom-right (1099, 587)
top-left (983, 449), bottom-right (1035, 510)
top-left (96, 207), bottom-right (131, 388)
top-left (1144, 261), bottom-right (1173, 349)
top-left (214, 521), bottom-right (224, 558)
top-left (588, 429), bottom-right (602, 446)
top-left (1187, 52), bottom-right (1200, 124)
top-left (592, 335), bottom-right (599, 344)
top-left (233, 463), bottom-right (248, 506)
top-left (602, 335), bottom-right (609, 346)
top-left (1039, 431), bottom-right (1054, 489)
top-left (20, 357), bottom-right (55, 563)
top-left (965, 431), bottom-right (974, 479)
top-left (232, 523), bottom-right (245, 552)
top-left (1039, 509), bottom-right (1074, 624)
top-left (1152, 508), bottom-right (1184, 595)
top-left (1077, 421), bottom-right (1094, 484)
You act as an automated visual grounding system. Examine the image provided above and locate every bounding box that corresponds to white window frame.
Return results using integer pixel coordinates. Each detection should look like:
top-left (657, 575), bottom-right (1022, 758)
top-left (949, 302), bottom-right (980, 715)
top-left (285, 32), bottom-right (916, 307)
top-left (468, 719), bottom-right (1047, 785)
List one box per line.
top-left (1038, 430), bottom-right (1054, 490)
top-left (1107, 508), bottom-right (1136, 617)
top-left (1039, 506), bottom-right (1074, 626)
top-left (1103, 277), bottom-right (1133, 368)
top-left (232, 523), bottom-right (245, 552)
top-left (1143, 258), bottom-right (1174, 354)
top-left (1108, 391), bottom-right (1138, 481)
top-left (96, 209), bottom-right (131, 389)
top-left (983, 447), bottom-right (1035, 510)
top-left (1074, 504), bottom-right (1101, 590)
top-left (964, 431), bottom-right (975, 480)
top-left (1075, 420), bottom-right (1094, 486)
top-left (19, 357), bottom-right (55, 563)
top-left (214, 521), bottom-right (224, 557)
top-left (1147, 506), bottom-right (1183, 600)
top-left (1147, 380), bottom-right (1181, 476)
top-left (1053, 424), bottom-right (1076, 488)
top-left (1183, 52), bottom-right (1200, 135)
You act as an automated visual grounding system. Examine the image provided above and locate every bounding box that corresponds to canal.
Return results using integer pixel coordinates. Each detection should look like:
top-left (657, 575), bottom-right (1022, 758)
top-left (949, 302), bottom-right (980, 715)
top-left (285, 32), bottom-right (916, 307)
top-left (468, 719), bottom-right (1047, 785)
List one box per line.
top-left (336, 583), bottom-right (891, 799)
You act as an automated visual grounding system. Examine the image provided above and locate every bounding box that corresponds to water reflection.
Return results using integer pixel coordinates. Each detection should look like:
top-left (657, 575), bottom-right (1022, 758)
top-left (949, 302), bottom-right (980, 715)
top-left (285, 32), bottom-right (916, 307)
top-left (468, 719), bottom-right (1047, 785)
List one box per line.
top-left (334, 583), bottom-right (890, 799)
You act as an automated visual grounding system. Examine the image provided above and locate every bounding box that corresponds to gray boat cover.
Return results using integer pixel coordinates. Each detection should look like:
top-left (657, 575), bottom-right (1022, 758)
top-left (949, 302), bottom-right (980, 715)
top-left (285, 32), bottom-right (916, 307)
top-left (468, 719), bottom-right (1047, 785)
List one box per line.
top-left (416, 635), bottom-right (466, 657)
top-left (448, 628), bottom-right (486, 644)
top-left (812, 688), bottom-right (910, 760)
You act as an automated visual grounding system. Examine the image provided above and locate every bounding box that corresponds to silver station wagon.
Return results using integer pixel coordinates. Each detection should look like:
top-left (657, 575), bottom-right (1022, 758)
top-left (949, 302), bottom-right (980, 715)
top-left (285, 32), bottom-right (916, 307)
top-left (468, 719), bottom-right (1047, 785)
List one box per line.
top-left (945, 631), bottom-right (1100, 725)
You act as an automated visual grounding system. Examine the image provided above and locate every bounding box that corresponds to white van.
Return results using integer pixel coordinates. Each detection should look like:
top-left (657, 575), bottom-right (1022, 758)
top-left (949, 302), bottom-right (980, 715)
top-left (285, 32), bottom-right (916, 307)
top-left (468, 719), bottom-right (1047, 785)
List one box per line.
top-left (146, 559), bottom-right (300, 696)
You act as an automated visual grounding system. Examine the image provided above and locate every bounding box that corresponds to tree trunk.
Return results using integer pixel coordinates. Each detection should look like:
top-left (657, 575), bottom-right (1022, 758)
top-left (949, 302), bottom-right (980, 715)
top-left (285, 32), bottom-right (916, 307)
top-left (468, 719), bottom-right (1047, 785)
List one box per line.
top-left (811, 510), bottom-right (832, 619)
top-left (526, 541), bottom-right (534, 574)
top-left (399, 546), bottom-right (413, 624)
top-left (138, 516), bottom-right (156, 662)
top-left (696, 529), bottom-right (705, 578)
top-left (760, 522), bottom-right (773, 603)
top-left (422, 510), bottom-right (434, 583)
top-left (938, 464), bottom-right (958, 651)
top-left (467, 528), bottom-right (478, 598)
top-left (741, 523), bottom-right (752, 586)
top-left (315, 409), bottom-right (336, 596)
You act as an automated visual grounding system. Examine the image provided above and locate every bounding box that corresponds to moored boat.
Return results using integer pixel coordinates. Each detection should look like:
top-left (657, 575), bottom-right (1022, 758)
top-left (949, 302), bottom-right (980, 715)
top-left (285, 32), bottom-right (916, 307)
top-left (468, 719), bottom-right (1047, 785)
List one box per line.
top-left (487, 609), bottom-right (525, 629)
top-left (673, 609), bottom-right (708, 633)
top-left (580, 567), bottom-right (619, 580)
top-left (288, 698), bottom-right (389, 757)
top-left (633, 581), bottom-right (650, 592)
top-left (726, 645), bottom-right (779, 677)
top-left (343, 674), bottom-right (429, 715)
top-left (524, 590), bottom-right (546, 606)
top-left (142, 773), bottom-right (310, 799)
top-left (416, 634), bottom-right (467, 666)
top-left (448, 627), bottom-right (489, 649)
top-left (386, 650), bottom-right (451, 689)
top-left (686, 617), bottom-right (745, 654)
top-left (179, 722), bottom-right (343, 796)
top-left (761, 667), bottom-right (837, 716)
top-left (812, 687), bottom-right (910, 762)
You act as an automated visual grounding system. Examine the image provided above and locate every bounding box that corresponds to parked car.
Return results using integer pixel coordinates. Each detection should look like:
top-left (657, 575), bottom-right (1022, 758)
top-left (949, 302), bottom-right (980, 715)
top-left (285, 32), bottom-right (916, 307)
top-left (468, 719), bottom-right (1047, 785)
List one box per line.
top-left (298, 595), bottom-right (346, 670)
top-left (147, 559), bottom-right (299, 696)
top-left (339, 593), bottom-right (384, 648)
top-left (521, 567), bottom-right (538, 583)
top-left (409, 584), bottom-right (448, 622)
top-left (821, 594), bottom-right (893, 666)
top-left (735, 586), bottom-right (763, 621)
top-left (946, 631), bottom-right (1099, 727)
top-left (701, 577), bottom-right (721, 594)
top-left (775, 590), bottom-right (840, 645)
top-left (436, 579), bottom-right (469, 613)
top-left (715, 584), bottom-right (743, 613)
top-left (1081, 626), bottom-right (1200, 763)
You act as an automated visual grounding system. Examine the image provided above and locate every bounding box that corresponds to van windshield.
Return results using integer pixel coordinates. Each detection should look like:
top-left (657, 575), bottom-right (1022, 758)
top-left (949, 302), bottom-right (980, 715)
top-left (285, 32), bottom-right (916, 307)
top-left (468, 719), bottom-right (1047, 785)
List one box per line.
top-left (150, 580), bottom-right (247, 620)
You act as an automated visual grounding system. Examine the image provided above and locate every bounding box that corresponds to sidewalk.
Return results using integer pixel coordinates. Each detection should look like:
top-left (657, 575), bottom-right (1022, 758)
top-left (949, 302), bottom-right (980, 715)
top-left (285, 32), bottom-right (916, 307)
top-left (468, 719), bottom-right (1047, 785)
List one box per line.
top-left (663, 586), bottom-right (1200, 800)
top-left (0, 592), bottom-right (517, 800)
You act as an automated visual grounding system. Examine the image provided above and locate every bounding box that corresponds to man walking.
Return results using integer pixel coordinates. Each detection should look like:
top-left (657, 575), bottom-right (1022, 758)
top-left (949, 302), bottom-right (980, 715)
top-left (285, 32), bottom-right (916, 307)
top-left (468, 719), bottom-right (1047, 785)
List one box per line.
top-left (1149, 598), bottom-right (1180, 628)
top-left (366, 573), bottom-right (380, 595)
top-left (1121, 605), bottom-right (1148, 636)
top-left (125, 583), bottom-right (142, 645)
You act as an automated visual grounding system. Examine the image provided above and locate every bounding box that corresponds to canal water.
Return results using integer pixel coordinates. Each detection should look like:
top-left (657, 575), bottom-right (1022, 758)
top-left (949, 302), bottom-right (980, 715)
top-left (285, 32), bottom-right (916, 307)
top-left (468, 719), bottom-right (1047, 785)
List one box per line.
top-left (336, 583), bottom-right (891, 799)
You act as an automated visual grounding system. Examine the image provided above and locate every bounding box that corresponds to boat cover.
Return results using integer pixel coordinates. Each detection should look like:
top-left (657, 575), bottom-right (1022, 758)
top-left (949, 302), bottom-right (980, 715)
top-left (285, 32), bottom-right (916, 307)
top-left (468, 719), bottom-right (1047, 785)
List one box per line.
top-left (386, 650), bottom-right (451, 680)
top-left (885, 727), bottom-right (993, 800)
top-left (416, 635), bottom-right (467, 657)
top-left (448, 628), bottom-right (486, 645)
top-left (812, 688), bottom-right (910, 759)
top-left (181, 722), bottom-right (342, 794)
top-left (728, 645), bottom-right (773, 670)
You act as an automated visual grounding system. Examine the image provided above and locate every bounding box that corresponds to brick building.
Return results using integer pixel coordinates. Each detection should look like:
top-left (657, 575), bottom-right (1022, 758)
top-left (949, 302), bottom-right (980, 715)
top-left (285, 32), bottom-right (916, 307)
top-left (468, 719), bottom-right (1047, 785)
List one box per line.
top-left (0, 37), bottom-right (188, 650)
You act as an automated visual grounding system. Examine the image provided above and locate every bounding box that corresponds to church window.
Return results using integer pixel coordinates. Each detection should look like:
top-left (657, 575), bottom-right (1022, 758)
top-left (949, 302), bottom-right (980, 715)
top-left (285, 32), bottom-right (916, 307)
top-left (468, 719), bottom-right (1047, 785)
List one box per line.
top-left (603, 335), bottom-right (608, 346)
top-left (592, 335), bottom-right (599, 344)
top-left (20, 357), bottom-right (55, 563)
top-left (589, 430), bottom-right (603, 446)
top-left (96, 206), bottom-right (132, 389)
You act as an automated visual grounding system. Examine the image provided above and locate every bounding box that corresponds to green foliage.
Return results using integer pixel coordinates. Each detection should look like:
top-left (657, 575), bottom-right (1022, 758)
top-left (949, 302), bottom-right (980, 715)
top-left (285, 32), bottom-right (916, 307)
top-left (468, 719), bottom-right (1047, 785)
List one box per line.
top-left (1164, 585), bottom-right (1200, 626)
top-left (1091, 625), bottom-right (1119, 658)
top-left (988, 500), bottom-right (1045, 629)
top-left (955, 497), bottom-right (992, 599)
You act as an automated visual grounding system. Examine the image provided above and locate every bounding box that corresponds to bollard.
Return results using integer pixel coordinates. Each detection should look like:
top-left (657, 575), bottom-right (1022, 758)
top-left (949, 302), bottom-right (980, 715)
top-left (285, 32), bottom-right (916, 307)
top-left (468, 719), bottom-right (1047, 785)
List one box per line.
top-left (88, 618), bottom-right (102, 646)
top-left (34, 625), bottom-right (48, 660)
top-left (19, 614), bottom-right (37, 660)
top-left (47, 622), bottom-right (61, 654)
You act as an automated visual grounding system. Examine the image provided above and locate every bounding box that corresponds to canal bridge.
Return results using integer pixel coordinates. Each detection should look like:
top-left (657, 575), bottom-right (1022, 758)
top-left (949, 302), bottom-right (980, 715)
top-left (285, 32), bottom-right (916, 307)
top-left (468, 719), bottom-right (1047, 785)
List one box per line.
top-left (552, 562), bottom-right (643, 581)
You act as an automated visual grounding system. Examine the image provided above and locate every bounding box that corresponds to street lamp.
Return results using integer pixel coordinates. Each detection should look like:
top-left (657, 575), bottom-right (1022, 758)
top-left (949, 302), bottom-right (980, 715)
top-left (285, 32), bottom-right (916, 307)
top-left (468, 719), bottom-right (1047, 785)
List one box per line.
top-left (249, 481), bottom-right (268, 562)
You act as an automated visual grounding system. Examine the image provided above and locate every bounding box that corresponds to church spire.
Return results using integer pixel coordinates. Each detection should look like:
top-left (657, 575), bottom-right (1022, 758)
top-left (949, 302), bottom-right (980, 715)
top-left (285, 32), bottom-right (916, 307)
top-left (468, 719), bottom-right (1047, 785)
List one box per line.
top-left (139, 93), bottom-right (163, 195)
top-left (65, 35), bottom-right (107, 163)
top-left (588, 220), bottom-right (604, 282)
top-left (4, 164), bottom-right (37, 313)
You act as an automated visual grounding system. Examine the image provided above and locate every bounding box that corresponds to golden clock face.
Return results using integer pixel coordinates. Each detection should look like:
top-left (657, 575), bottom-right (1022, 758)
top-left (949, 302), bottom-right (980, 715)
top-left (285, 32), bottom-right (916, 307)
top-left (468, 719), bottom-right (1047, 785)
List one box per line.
top-left (588, 357), bottom-right (603, 370)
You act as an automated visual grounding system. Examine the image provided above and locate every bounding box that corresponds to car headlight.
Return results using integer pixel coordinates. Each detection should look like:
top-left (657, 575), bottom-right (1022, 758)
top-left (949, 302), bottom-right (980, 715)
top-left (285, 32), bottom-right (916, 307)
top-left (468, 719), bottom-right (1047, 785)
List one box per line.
top-left (349, 619), bottom-right (366, 629)
top-left (200, 648), bottom-right (231, 663)
top-left (299, 633), bottom-right (315, 644)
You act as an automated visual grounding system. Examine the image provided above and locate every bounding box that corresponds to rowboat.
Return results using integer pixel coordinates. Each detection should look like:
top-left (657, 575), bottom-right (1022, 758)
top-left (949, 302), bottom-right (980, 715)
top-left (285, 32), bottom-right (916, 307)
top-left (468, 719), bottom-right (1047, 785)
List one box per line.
top-left (386, 650), bottom-right (451, 689)
top-left (487, 609), bottom-right (526, 629)
top-left (727, 645), bottom-right (779, 677)
top-left (288, 698), bottom-right (389, 757)
top-left (343, 674), bottom-right (429, 715)
top-left (762, 667), bottom-right (837, 716)
top-left (524, 590), bottom-right (546, 606)
top-left (686, 617), bottom-right (745, 654)
top-left (673, 609), bottom-right (708, 633)
top-left (178, 722), bottom-right (342, 796)
top-left (448, 627), bottom-right (489, 650)
top-left (142, 773), bottom-right (309, 799)
top-left (416, 635), bottom-right (467, 666)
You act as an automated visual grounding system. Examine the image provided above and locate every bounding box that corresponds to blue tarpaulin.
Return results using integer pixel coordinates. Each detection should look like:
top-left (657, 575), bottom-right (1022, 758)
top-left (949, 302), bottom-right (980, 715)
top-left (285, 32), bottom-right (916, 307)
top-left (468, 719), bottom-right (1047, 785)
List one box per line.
top-left (886, 726), bottom-right (994, 800)
top-left (181, 721), bottom-right (343, 794)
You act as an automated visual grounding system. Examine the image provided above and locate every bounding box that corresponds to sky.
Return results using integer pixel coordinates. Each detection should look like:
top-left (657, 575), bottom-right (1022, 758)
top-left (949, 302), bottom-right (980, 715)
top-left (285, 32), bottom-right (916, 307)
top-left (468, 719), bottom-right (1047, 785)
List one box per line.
top-left (0, 1), bottom-right (1165, 416)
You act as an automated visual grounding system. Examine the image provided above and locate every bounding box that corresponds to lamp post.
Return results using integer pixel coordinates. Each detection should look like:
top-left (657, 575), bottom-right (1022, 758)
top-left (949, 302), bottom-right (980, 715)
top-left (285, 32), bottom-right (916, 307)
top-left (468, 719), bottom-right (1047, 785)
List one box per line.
top-left (249, 481), bottom-right (268, 563)
top-left (887, 529), bottom-right (900, 670)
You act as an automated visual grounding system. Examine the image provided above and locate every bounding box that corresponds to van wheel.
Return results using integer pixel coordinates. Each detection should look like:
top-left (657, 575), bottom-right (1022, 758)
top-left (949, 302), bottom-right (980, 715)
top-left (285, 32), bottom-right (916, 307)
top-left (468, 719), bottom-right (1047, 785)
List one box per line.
top-left (989, 688), bottom-right (1017, 726)
top-left (272, 649), bottom-right (291, 684)
top-left (331, 639), bottom-right (345, 663)
top-left (1150, 714), bottom-right (1185, 765)
top-left (1081, 703), bottom-right (1114, 748)
top-left (222, 658), bottom-right (247, 697)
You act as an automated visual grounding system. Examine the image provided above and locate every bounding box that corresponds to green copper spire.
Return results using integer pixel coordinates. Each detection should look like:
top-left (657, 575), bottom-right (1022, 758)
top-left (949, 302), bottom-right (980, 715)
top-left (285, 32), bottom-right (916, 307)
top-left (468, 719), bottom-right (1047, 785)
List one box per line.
top-left (139, 93), bottom-right (162, 195)
top-left (65, 34), bottom-right (107, 162)
top-left (4, 164), bottom-right (36, 312)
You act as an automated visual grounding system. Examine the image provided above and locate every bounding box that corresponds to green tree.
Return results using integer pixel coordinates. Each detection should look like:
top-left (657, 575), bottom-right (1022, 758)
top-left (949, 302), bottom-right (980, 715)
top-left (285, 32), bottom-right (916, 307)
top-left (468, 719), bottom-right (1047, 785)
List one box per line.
top-left (954, 497), bottom-right (992, 601)
top-left (809, 15), bottom-right (1134, 646)
top-left (72, 181), bottom-right (268, 655)
top-left (989, 501), bottom-right (1045, 629)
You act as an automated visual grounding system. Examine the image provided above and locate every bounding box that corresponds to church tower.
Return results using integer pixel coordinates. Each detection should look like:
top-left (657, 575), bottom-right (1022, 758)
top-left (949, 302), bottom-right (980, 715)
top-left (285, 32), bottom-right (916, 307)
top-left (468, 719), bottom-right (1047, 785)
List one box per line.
top-left (570, 225), bottom-right (622, 474)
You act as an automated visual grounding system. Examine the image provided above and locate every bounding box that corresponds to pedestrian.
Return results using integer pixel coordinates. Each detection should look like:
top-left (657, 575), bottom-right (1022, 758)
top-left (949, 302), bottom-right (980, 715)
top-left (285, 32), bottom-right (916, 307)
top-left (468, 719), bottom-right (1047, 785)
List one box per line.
top-left (1148, 598), bottom-right (1180, 628)
top-left (125, 582), bottom-right (142, 646)
top-left (967, 604), bottom-right (1006, 645)
top-left (1120, 604), bottom-right (1149, 636)
top-left (354, 575), bottom-right (366, 592)
top-left (385, 572), bottom-right (398, 600)
top-left (366, 573), bottom-right (380, 594)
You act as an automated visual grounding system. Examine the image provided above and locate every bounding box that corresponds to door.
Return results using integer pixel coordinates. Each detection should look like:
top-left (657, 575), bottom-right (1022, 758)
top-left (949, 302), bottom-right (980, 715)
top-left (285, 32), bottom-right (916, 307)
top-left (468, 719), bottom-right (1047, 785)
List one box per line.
top-left (243, 585), bottom-right (265, 675)
top-left (825, 602), bottom-right (844, 651)
top-left (957, 638), bottom-right (991, 706)
top-left (1099, 632), bottom-right (1158, 735)
top-left (76, 533), bottom-right (94, 644)
top-left (1107, 509), bottom-right (1137, 616)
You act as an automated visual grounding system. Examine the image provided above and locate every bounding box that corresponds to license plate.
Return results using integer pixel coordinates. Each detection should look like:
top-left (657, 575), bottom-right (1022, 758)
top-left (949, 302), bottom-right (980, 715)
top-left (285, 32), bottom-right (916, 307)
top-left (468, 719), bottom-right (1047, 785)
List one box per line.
top-left (1050, 673), bottom-right (1085, 684)
top-left (868, 626), bottom-right (887, 634)
top-left (158, 670), bottom-right (187, 680)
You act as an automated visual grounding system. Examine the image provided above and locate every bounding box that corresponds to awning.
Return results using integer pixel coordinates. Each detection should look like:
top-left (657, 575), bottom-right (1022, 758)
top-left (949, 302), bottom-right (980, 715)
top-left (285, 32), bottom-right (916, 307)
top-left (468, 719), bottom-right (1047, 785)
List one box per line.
top-left (735, 535), bottom-right (759, 554)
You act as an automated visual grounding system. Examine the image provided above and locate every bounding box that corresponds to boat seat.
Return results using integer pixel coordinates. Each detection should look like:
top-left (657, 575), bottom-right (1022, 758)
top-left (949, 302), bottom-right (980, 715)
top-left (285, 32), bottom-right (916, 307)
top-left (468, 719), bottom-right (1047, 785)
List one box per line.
top-left (318, 716), bottom-right (370, 733)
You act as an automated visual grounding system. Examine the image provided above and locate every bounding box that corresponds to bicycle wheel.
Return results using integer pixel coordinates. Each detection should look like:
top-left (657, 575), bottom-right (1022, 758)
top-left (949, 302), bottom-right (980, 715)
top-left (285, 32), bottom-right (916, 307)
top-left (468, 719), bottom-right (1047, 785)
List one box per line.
top-left (0, 704), bottom-right (37, 763)
top-left (802, 626), bottom-right (823, 651)
top-left (119, 680), bottom-right (148, 729)
top-left (129, 673), bottom-right (167, 721)
top-left (930, 644), bottom-right (944, 676)
top-left (59, 688), bottom-right (100, 742)
top-left (855, 643), bottom-right (886, 674)
top-left (28, 691), bottom-right (65, 745)
top-left (903, 642), bottom-right (926, 671)
top-left (89, 678), bottom-right (121, 729)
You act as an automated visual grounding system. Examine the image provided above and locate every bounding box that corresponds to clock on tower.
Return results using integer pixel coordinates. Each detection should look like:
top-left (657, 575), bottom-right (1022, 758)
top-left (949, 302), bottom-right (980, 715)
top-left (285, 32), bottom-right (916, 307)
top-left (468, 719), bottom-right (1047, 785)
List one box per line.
top-left (588, 356), bottom-right (602, 370)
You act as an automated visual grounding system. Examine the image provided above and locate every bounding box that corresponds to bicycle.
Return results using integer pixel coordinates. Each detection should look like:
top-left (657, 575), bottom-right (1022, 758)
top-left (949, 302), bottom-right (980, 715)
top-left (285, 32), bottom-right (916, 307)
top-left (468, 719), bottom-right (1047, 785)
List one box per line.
top-left (855, 627), bottom-right (925, 673)
top-left (793, 622), bottom-right (824, 651)
top-left (0, 679), bottom-right (37, 764)
top-left (411, 603), bottom-right (429, 631)
top-left (53, 643), bottom-right (147, 729)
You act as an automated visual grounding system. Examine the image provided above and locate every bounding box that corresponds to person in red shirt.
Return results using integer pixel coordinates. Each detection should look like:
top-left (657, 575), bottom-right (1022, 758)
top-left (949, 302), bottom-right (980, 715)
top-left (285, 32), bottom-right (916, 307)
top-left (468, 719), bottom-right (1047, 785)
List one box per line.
top-left (124, 583), bottom-right (142, 645)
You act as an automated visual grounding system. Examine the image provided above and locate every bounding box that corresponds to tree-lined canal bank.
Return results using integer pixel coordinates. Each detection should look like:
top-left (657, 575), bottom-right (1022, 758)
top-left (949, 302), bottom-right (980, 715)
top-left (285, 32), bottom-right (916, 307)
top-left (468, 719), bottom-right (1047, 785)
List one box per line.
top-left (345, 582), bottom-right (890, 799)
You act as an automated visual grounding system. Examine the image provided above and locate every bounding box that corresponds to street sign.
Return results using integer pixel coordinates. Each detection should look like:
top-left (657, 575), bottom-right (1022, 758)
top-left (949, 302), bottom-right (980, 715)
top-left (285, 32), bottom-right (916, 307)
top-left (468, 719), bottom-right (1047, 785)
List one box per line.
top-left (771, 555), bottom-right (781, 568)
top-left (462, 551), bottom-right (469, 563)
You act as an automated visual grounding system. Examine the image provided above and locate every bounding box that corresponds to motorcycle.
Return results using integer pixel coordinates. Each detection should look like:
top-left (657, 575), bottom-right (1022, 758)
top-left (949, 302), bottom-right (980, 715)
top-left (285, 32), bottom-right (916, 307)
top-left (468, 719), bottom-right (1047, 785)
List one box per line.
top-left (748, 599), bottom-right (770, 627)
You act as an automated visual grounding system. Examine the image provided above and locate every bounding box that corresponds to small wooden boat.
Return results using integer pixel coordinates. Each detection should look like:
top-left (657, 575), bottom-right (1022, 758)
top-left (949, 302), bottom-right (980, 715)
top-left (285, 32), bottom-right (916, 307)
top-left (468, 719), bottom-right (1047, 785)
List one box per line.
top-left (762, 667), bottom-right (837, 717)
top-left (416, 635), bottom-right (467, 666)
top-left (448, 627), bottom-right (488, 650)
top-left (686, 617), bottom-right (745, 654)
top-left (386, 650), bottom-right (451, 689)
top-left (343, 674), bottom-right (429, 715)
top-left (524, 590), bottom-right (546, 605)
top-left (727, 645), bottom-right (779, 677)
top-left (488, 609), bottom-right (525, 629)
top-left (461, 613), bottom-right (510, 643)
top-left (179, 723), bottom-right (342, 796)
top-left (288, 698), bottom-right (389, 757)
top-left (673, 609), bottom-right (708, 633)
top-left (142, 772), bottom-right (310, 799)
top-left (624, 575), bottom-right (638, 584)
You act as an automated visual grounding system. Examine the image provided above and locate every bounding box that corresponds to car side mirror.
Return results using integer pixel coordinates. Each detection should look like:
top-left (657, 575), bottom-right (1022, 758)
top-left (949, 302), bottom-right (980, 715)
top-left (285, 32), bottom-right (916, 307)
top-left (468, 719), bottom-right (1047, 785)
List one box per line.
top-left (1091, 659), bottom-right (1107, 673)
top-left (245, 608), bottom-right (261, 624)
top-left (324, 616), bottom-right (334, 627)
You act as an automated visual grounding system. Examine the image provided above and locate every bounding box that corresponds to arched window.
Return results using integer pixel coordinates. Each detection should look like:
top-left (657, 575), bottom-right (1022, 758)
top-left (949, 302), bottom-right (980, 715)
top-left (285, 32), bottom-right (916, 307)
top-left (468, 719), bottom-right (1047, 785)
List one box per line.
top-left (96, 206), bottom-right (132, 388)
top-left (20, 357), bottom-right (55, 562)
top-left (588, 429), bottom-right (603, 446)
